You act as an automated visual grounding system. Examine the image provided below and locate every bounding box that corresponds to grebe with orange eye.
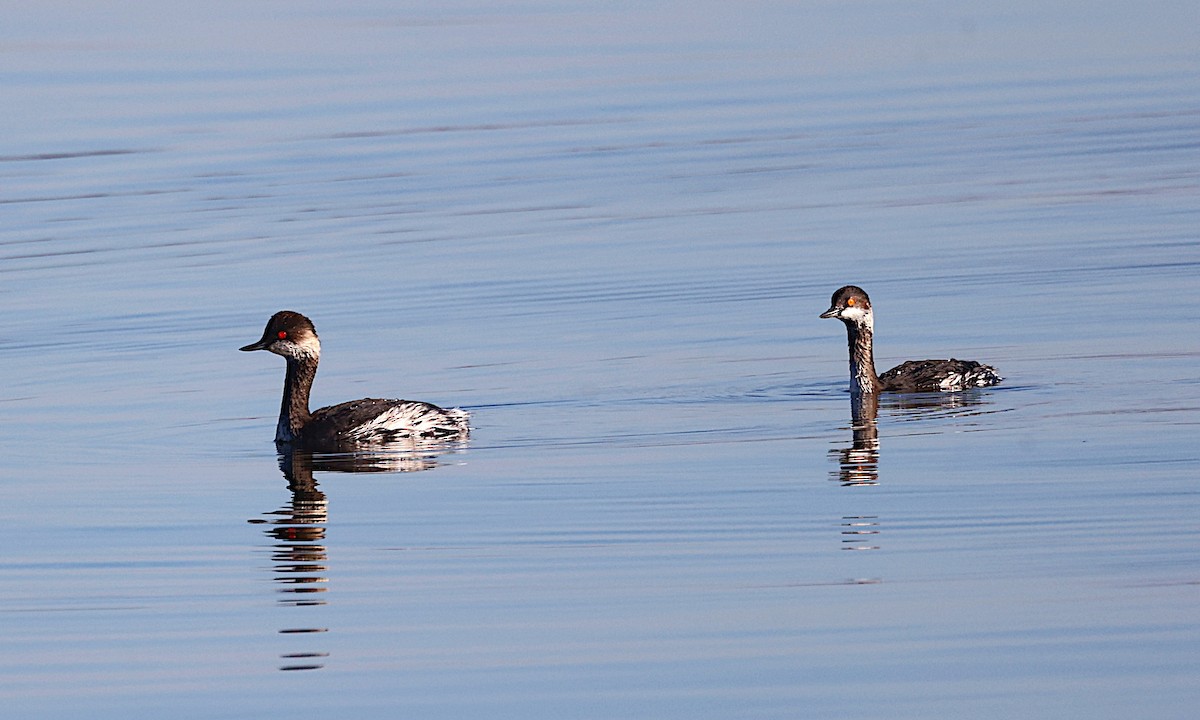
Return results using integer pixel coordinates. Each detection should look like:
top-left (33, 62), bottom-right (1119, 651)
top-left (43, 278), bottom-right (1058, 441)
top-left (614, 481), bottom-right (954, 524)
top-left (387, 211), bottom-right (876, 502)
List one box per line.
top-left (240, 311), bottom-right (469, 448)
top-left (820, 285), bottom-right (1002, 394)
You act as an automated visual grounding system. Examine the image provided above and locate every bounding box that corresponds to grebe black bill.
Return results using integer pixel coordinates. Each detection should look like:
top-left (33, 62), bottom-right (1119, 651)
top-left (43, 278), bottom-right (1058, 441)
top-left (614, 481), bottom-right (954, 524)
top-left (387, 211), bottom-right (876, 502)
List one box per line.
top-left (820, 285), bottom-right (1002, 394)
top-left (240, 311), bottom-right (469, 448)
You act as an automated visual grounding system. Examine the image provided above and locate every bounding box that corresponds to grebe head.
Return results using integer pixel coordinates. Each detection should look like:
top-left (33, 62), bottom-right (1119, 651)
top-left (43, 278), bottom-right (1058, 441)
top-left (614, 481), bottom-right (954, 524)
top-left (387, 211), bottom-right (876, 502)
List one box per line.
top-left (819, 285), bottom-right (873, 329)
top-left (239, 311), bottom-right (321, 360)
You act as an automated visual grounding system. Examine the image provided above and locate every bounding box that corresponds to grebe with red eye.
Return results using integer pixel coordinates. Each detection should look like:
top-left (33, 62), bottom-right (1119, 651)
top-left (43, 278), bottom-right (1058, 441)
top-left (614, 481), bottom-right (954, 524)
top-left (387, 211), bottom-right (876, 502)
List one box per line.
top-left (240, 311), bottom-right (469, 448)
top-left (820, 285), bottom-right (1002, 394)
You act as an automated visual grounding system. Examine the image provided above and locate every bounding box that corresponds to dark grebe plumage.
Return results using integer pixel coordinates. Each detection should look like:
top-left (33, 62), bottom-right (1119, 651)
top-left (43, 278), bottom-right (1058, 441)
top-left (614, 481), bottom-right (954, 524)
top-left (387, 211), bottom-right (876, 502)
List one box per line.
top-left (240, 311), bottom-right (469, 448)
top-left (820, 285), bottom-right (1002, 394)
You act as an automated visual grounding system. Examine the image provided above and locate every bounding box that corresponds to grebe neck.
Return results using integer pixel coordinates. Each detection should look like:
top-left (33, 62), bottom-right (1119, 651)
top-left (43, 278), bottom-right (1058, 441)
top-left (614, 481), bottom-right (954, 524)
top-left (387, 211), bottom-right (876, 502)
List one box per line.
top-left (845, 319), bottom-right (881, 395)
top-left (278, 354), bottom-right (317, 443)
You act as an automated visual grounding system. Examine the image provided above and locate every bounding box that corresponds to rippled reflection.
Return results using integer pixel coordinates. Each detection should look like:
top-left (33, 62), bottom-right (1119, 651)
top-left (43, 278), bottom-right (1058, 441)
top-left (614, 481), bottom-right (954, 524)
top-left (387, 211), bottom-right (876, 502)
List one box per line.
top-left (248, 452), bottom-right (330, 671)
top-left (295, 434), bottom-right (469, 473)
top-left (881, 390), bottom-right (994, 419)
top-left (840, 516), bottom-right (881, 552)
top-left (831, 393), bottom-right (880, 487)
top-left (271, 452), bottom-right (329, 607)
top-left (829, 390), bottom-right (1000, 561)
top-left (830, 390), bottom-right (996, 486)
top-left (250, 438), bottom-right (467, 671)
top-left (830, 394), bottom-right (883, 566)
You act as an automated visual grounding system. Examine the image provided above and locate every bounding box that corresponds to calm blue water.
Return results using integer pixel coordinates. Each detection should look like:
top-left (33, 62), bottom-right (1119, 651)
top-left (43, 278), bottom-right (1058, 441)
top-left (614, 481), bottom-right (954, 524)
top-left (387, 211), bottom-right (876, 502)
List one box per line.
top-left (3, 2), bottom-right (1199, 717)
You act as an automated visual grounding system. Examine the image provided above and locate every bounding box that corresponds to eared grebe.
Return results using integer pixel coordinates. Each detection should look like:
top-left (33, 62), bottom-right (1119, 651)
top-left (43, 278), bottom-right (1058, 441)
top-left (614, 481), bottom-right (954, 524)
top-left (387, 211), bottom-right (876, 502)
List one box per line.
top-left (820, 285), bottom-right (1002, 394)
top-left (240, 311), bottom-right (469, 448)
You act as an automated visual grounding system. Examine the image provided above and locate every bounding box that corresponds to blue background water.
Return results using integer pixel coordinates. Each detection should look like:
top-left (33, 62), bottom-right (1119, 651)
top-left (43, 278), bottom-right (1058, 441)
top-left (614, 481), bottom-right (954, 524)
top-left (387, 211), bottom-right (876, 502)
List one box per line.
top-left (2, 2), bottom-right (1198, 717)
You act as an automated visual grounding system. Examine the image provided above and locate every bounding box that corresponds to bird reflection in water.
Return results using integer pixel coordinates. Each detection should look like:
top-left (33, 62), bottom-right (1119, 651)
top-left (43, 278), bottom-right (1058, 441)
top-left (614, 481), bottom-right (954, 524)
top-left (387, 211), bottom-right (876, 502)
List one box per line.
top-left (831, 393), bottom-right (881, 488)
top-left (830, 391), bottom-right (994, 555)
top-left (830, 390), bottom-right (993, 487)
top-left (250, 438), bottom-right (467, 671)
top-left (830, 393), bottom-right (882, 556)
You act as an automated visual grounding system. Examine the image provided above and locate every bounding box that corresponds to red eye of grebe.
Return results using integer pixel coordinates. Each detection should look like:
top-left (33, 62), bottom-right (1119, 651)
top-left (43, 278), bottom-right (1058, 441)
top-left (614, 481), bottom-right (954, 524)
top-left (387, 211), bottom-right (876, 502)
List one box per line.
top-left (277, 331), bottom-right (287, 339)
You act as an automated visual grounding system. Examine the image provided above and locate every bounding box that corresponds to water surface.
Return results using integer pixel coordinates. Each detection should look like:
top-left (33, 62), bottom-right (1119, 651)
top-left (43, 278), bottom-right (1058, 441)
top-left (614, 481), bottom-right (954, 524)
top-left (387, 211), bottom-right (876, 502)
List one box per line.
top-left (2, 2), bottom-right (1198, 718)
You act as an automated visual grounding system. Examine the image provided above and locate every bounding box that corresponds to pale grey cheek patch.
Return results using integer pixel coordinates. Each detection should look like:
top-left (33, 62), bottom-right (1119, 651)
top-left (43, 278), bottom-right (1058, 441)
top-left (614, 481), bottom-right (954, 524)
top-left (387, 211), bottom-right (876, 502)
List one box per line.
top-left (295, 337), bottom-right (320, 359)
top-left (842, 306), bottom-right (872, 331)
top-left (270, 338), bottom-right (320, 359)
